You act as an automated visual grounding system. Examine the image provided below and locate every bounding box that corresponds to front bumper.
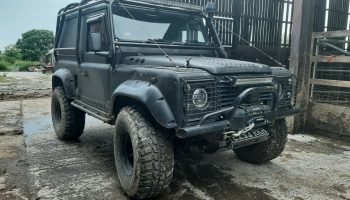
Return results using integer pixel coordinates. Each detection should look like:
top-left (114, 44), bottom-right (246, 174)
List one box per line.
top-left (176, 86), bottom-right (302, 139)
top-left (176, 107), bottom-right (301, 138)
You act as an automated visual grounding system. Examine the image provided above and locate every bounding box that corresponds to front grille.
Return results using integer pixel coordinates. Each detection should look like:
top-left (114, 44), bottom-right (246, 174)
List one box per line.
top-left (218, 77), bottom-right (274, 108)
top-left (218, 79), bottom-right (239, 108)
top-left (183, 76), bottom-right (291, 127)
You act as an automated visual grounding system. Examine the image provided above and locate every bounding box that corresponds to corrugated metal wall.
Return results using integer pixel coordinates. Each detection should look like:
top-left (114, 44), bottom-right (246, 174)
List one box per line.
top-left (313, 0), bottom-right (327, 32)
top-left (236, 0), bottom-right (293, 48)
top-left (172, 0), bottom-right (350, 68)
top-left (327, 0), bottom-right (350, 31)
top-left (171, 0), bottom-right (293, 48)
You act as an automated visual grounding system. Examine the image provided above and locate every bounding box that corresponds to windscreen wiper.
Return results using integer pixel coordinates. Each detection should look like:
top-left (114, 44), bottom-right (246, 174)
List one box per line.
top-left (146, 38), bottom-right (172, 44)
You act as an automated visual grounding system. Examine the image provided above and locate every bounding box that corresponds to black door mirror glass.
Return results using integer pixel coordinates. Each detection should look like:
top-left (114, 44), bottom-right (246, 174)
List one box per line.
top-left (89, 32), bottom-right (102, 52)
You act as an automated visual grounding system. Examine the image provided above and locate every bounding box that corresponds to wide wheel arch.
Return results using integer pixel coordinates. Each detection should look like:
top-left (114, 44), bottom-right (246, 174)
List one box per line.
top-left (110, 80), bottom-right (177, 129)
top-left (52, 68), bottom-right (76, 99)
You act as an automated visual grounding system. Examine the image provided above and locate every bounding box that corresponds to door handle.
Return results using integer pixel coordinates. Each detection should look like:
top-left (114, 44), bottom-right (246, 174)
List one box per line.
top-left (81, 71), bottom-right (88, 77)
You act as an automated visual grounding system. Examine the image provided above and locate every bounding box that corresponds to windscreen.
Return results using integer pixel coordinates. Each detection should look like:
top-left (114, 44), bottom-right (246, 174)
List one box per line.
top-left (112, 5), bottom-right (209, 45)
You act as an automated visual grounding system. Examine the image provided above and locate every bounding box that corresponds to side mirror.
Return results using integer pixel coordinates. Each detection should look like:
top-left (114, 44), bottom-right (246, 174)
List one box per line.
top-left (89, 32), bottom-right (102, 52)
top-left (205, 2), bottom-right (217, 14)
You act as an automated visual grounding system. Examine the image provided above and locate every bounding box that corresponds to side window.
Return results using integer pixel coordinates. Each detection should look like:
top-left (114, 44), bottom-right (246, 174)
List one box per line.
top-left (87, 18), bottom-right (108, 51)
top-left (58, 17), bottom-right (78, 48)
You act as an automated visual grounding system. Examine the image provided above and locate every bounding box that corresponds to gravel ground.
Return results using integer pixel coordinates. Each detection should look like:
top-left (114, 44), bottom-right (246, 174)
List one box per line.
top-left (0, 97), bottom-right (348, 200)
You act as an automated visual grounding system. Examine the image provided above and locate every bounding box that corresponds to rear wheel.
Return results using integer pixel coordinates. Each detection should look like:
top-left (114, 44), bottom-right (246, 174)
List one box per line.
top-left (234, 119), bottom-right (288, 164)
top-left (114, 107), bottom-right (174, 199)
top-left (51, 87), bottom-right (85, 140)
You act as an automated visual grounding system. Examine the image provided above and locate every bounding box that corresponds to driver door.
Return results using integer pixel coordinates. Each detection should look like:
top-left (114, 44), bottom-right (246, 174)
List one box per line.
top-left (79, 12), bottom-right (111, 112)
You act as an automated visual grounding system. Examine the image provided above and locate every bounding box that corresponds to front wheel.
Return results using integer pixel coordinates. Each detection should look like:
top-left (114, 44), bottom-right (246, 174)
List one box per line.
top-left (114, 107), bottom-right (174, 199)
top-left (234, 119), bottom-right (288, 164)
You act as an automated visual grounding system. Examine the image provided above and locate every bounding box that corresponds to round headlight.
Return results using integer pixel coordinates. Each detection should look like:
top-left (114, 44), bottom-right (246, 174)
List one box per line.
top-left (192, 89), bottom-right (208, 109)
top-left (288, 78), bottom-right (293, 86)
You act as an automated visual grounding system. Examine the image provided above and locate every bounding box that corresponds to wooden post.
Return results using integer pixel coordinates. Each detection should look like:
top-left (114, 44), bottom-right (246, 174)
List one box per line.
top-left (289, 0), bottom-right (316, 133)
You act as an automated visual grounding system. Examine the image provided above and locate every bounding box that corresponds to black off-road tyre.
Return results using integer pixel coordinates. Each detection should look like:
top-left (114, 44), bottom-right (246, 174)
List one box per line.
top-left (51, 87), bottom-right (85, 140)
top-left (114, 107), bottom-right (174, 199)
top-left (234, 119), bottom-right (288, 164)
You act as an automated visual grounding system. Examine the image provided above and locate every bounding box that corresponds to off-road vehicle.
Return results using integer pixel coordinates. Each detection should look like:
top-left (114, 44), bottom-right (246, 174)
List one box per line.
top-left (52, 0), bottom-right (300, 198)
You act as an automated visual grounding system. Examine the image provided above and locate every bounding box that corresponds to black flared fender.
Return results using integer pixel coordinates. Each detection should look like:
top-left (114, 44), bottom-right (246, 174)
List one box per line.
top-left (110, 80), bottom-right (177, 129)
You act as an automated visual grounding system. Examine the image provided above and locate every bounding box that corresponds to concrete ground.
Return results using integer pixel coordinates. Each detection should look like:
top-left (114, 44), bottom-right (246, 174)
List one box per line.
top-left (0, 97), bottom-right (348, 200)
top-left (0, 72), bottom-right (349, 200)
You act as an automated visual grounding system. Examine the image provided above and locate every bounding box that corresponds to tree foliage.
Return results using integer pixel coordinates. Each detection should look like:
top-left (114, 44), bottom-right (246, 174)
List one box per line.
top-left (16, 29), bottom-right (54, 61)
top-left (2, 44), bottom-right (22, 64)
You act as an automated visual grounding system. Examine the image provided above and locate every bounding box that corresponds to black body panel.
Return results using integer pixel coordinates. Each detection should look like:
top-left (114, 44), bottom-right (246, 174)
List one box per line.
top-left (123, 55), bottom-right (272, 75)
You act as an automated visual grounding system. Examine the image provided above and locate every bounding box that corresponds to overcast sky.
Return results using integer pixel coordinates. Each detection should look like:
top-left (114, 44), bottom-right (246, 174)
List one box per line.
top-left (0, 0), bottom-right (73, 51)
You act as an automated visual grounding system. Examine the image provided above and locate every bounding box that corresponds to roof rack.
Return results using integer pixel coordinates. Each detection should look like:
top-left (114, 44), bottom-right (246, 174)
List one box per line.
top-left (58, 3), bottom-right (80, 15)
top-left (58, 0), bottom-right (104, 14)
top-left (59, 0), bottom-right (203, 14)
top-left (80, 0), bottom-right (102, 5)
top-left (120, 0), bottom-right (203, 11)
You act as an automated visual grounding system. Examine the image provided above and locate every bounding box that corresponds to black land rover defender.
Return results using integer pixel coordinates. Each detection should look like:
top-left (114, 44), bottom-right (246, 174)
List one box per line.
top-left (52, 0), bottom-right (300, 199)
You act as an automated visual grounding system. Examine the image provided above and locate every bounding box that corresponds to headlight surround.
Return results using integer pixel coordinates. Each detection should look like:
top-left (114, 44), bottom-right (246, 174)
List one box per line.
top-left (278, 84), bottom-right (283, 98)
top-left (274, 83), bottom-right (284, 99)
top-left (192, 88), bottom-right (208, 109)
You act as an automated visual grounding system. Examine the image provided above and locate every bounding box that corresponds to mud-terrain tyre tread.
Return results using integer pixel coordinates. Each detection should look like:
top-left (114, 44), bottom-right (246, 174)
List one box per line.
top-left (234, 119), bottom-right (288, 164)
top-left (114, 106), bottom-right (174, 199)
top-left (51, 86), bottom-right (85, 140)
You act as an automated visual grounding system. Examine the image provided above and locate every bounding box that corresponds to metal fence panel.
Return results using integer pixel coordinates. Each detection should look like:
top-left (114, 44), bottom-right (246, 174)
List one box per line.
top-left (310, 31), bottom-right (350, 107)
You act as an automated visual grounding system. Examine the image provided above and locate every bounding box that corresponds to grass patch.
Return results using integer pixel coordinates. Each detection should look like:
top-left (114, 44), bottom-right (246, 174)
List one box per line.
top-left (0, 60), bottom-right (43, 72)
top-left (0, 60), bottom-right (11, 71)
top-left (14, 61), bottom-right (41, 71)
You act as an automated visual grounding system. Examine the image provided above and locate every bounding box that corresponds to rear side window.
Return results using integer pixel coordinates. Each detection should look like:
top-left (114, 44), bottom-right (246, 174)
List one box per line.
top-left (58, 17), bottom-right (78, 48)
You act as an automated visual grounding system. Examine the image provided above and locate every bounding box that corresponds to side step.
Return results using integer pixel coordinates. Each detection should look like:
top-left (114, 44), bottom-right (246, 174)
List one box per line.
top-left (71, 101), bottom-right (115, 124)
top-left (225, 128), bottom-right (270, 150)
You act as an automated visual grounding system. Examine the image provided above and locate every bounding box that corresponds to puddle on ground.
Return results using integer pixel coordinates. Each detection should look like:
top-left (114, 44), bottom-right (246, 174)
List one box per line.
top-left (23, 116), bottom-right (52, 137)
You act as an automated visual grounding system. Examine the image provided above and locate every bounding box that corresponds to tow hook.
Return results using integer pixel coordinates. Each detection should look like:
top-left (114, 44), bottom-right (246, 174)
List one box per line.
top-left (224, 123), bottom-right (255, 138)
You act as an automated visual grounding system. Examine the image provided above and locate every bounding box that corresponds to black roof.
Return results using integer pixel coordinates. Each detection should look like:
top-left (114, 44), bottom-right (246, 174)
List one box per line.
top-left (59, 0), bottom-right (203, 16)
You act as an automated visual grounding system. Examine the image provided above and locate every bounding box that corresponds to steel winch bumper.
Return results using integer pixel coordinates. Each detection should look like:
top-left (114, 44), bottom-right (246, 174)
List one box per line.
top-left (176, 86), bottom-right (302, 139)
